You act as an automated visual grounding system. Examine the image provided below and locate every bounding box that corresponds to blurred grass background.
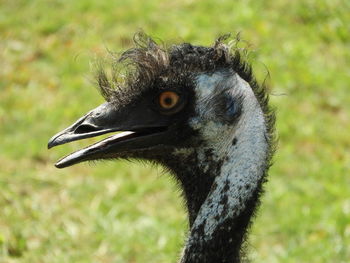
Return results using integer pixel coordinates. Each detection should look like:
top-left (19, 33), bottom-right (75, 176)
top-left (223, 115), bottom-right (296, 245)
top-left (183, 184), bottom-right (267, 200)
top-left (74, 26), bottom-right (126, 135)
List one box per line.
top-left (1, 0), bottom-right (349, 262)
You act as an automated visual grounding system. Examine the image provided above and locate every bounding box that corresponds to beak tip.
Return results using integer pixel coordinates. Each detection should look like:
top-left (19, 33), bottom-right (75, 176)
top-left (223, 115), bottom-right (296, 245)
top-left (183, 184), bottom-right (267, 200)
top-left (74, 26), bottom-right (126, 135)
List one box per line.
top-left (48, 134), bottom-right (61, 149)
top-left (55, 162), bottom-right (63, 168)
top-left (54, 149), bottom-right (86, 169)
top-left (55, 158), bottom-right (68, 168)
top-left (48, 133), bottom-right (67, 149)
top-left (48, 139), bottom-right (59, 149)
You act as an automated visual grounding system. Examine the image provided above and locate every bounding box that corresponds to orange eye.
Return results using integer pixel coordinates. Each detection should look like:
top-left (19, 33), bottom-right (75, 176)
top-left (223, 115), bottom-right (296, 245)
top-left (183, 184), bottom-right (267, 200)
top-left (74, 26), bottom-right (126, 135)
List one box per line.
top-left (158, 91), bottom-right (180, 110)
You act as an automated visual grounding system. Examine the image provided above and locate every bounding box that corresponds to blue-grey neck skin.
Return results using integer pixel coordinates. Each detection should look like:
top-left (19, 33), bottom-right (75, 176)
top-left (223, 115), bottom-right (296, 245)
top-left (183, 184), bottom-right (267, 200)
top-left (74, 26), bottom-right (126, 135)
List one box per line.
top-left (168, 72), bottom-right (270, 263)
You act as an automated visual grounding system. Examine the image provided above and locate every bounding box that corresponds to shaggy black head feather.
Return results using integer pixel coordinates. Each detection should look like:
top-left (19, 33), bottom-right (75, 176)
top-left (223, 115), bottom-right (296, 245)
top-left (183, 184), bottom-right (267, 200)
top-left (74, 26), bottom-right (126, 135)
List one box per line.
top-left (97, 32), bottom-right (275, 159)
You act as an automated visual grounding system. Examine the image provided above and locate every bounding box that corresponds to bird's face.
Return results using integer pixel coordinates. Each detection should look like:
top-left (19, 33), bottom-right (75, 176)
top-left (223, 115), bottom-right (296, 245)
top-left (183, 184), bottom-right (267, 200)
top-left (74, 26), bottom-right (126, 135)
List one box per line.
top-left (48, 69), bottom-right (243, 168)
top-left (48, 71), bottom-right (199, 168)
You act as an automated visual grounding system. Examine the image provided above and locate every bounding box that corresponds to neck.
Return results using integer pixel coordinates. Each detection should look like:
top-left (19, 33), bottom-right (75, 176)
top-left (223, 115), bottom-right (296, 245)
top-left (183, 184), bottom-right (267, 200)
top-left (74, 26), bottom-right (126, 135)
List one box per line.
top-left (180, 151), bottom-right (267, 263)
top-left (169, 78), bottom-right (271, 263)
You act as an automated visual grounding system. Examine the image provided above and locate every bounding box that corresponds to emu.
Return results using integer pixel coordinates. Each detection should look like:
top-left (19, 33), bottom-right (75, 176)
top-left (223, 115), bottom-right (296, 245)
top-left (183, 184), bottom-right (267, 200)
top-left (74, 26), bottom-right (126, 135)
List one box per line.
top-left (48, 33), bottom-right (276, 263)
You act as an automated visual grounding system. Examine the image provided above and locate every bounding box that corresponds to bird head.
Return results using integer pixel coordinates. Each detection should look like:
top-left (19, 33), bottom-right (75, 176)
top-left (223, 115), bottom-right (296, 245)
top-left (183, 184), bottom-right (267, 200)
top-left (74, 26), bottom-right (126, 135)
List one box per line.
top-left (48, 34), bottom-right (264, 169)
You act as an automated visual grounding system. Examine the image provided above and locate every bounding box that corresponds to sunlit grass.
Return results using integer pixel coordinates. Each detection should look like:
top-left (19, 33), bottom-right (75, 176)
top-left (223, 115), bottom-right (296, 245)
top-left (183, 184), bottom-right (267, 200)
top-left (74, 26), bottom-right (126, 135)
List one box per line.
top-left (1, 0), bottom-right (349, 262)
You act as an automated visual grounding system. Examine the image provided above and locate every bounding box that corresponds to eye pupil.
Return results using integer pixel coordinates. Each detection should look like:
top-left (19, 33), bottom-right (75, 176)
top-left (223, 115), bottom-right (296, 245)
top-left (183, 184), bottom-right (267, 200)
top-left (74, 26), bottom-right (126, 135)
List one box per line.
top-left (164, 97), bottom-right (173, 106)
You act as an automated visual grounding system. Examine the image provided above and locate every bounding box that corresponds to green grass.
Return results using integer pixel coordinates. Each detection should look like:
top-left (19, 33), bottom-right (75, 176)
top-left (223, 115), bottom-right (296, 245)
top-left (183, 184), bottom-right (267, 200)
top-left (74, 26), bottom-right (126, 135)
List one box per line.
top-left (1, 0), bottom-right (349, 262)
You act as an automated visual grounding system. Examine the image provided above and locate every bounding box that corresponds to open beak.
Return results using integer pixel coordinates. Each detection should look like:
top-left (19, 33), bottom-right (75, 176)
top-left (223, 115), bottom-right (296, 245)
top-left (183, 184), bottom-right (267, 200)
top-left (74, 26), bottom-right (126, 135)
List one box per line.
top-left (48, 102), bottom-right (170, 168)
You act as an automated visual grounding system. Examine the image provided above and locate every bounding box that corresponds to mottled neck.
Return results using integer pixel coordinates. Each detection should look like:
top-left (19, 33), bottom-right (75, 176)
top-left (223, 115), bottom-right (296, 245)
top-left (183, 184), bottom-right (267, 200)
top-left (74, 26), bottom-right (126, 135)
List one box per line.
top-left (179, 77), bottom-right (270, 263)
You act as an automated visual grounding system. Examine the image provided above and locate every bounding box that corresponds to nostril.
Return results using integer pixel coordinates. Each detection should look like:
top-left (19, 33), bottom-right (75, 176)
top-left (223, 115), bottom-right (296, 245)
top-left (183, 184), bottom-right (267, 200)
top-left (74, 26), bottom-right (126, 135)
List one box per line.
top-left (75, 124), bottom-right (100, 134)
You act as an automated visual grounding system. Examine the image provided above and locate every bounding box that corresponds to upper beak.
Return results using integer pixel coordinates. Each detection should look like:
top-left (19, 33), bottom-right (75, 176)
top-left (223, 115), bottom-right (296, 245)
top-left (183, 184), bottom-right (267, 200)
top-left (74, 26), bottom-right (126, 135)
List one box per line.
top-left (48, 102), bottom-right (169, 168)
